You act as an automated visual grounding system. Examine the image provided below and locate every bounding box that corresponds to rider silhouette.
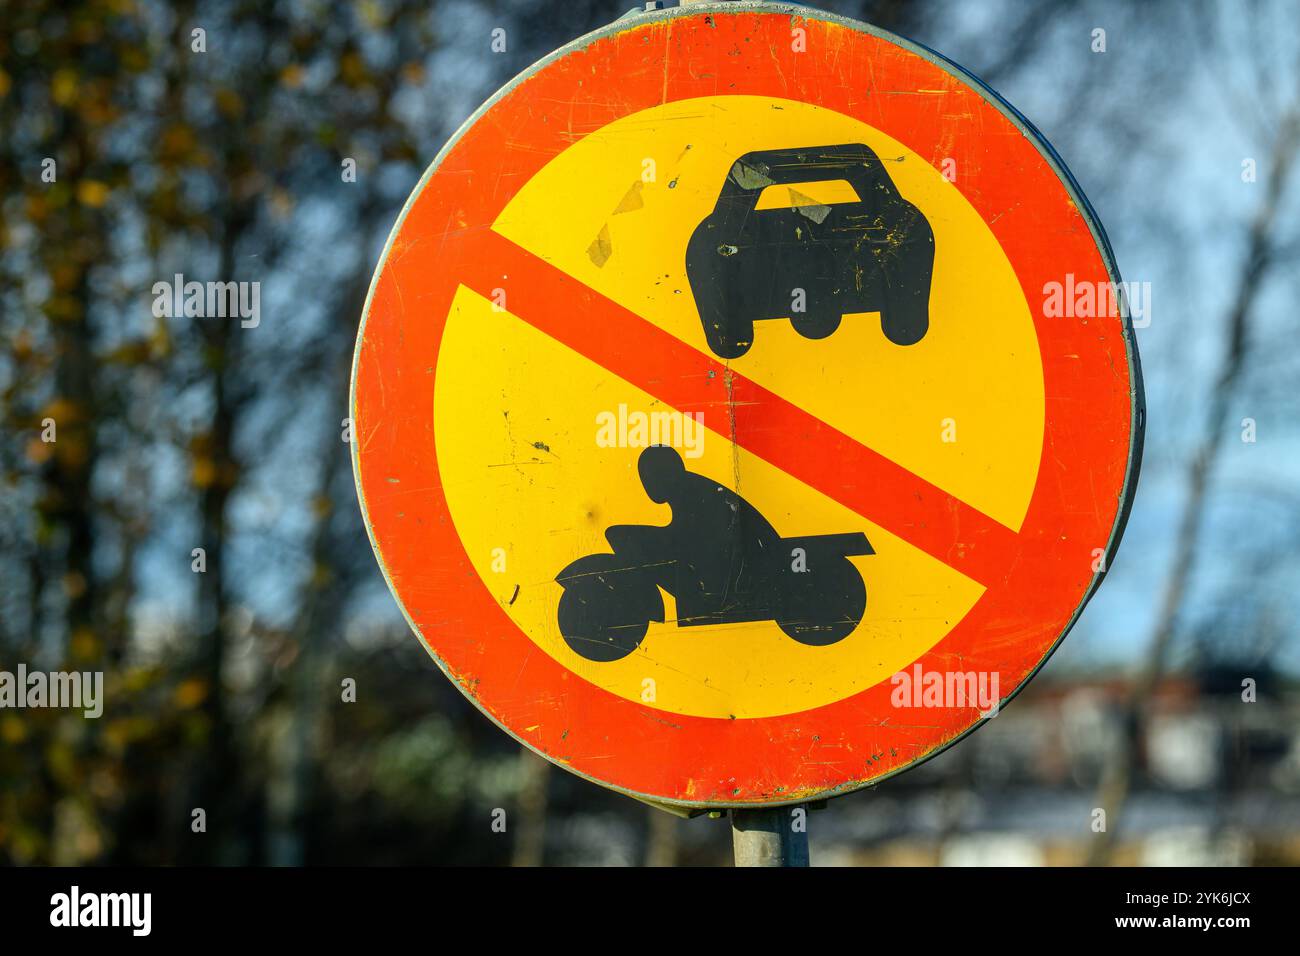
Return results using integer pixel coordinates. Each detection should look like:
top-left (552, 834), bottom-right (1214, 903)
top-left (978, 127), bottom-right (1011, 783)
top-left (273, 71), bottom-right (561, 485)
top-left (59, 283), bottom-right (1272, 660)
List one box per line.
top-left (605, 446), bottom-right (782, 622)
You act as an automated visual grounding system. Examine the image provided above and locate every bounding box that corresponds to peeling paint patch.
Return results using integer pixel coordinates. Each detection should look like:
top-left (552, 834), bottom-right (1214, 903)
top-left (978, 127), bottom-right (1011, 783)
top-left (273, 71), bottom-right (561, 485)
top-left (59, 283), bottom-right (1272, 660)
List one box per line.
top-left (729, 159), bottom-right (774, 190)
top-left (793, 195), bottom-right (832, 224)
top-left (613, 181), bottom-right (645, 214)
top-left (587, 224), bottom-right (613, 267)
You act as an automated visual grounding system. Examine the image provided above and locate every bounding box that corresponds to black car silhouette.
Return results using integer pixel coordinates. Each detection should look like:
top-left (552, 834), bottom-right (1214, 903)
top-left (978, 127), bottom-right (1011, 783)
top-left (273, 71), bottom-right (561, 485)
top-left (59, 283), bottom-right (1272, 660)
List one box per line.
top-left (685, 143), bottom-right (935, 359)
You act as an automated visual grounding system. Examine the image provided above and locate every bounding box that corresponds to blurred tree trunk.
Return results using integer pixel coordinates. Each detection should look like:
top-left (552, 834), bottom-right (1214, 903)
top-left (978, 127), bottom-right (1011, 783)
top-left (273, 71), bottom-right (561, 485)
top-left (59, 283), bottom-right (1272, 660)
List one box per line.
top-left (511, 750), bottom-right (551, 866)
top-left (187, 113), bottom-right (259, 858)
top-left (30, 41), bottom-right (109, 867)
top-left (266, 266), bottom-right (374, 865)
top-left (40, 88), bottom-right (102, 668)
top-left (644, 805), bottom-right (679, 867)
top-left (190, 229), bottom-right (243, 864)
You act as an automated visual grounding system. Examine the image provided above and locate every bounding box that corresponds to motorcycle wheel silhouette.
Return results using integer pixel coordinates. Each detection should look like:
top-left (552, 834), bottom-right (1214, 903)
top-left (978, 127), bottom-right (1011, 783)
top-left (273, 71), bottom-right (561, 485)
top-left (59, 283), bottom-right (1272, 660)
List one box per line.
top-left (774, 554), bottom-right (867, 647)
top-left (556, 554), bottom-right (665, 663)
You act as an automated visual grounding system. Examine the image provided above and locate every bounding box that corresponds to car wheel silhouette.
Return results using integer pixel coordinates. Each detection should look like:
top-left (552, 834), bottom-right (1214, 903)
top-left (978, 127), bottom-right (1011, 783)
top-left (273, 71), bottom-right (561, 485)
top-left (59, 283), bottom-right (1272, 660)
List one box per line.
top-left (790, 302), bottom-right (842, 341)
top-left (706, 318), bottom-right (754, 359)
top-left (775, 557), bottom-right (866, 647)
top-left (879, 286), bottom-right (930, 346)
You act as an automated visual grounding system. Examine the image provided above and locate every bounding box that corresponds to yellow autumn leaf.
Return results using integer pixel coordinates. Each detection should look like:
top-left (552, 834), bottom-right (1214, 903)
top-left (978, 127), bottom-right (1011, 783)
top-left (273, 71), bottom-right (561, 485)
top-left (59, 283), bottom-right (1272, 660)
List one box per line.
top-left (77, 180), bottom-right (110, 208)
top-left (0, 715), bottom-right (26, 745)
top-left (51, 68), bottom-right (78, 106)
top-left (340, 51), bottom-right (366, 86)
top-left (191, 457), bottom-right (217, 488)
top-left (149, 316), bottom-right (173, 358)
top-left (41, 397), bottom-right (80, 421)
top-left (24, 437), bottom-right (53, 465)
top-left (69, 626), bottom-right (98, 661)
top-left (46, 740), bottom-right (78, 785)
top-left (174, 678), bottom-right (208, 710)
top-left (215, 87), bottom-right (243, 117)
top-left (102, 719), bottom-right (132, 751)
top-left (360, 0), bottom-right (386, 28)
top-left (63, 572), bottom-right (88, 600)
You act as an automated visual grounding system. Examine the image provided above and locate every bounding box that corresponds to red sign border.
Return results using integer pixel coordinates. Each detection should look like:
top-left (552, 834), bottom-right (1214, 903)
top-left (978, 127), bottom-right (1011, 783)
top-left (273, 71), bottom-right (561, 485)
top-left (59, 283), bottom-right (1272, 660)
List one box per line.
top-left (350, 4), bottom-right (1145, 809)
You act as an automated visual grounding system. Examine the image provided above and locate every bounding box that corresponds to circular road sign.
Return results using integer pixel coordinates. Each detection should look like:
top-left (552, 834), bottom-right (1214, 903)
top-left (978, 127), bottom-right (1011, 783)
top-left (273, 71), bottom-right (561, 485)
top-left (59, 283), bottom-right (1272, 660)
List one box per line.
top-left (351, 2), bottom-right (1144, 810)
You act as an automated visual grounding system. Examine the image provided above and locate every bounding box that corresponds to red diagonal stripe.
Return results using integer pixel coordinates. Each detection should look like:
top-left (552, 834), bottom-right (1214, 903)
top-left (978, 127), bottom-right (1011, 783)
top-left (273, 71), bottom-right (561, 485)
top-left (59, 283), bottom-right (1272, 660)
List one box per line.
top-left (451, 228), bottom-right (1020, 589)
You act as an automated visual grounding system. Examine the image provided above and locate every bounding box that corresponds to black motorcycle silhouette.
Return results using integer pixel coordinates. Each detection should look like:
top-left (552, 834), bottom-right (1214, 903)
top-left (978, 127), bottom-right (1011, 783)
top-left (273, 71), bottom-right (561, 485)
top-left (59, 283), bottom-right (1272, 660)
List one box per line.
top-left (556, 447), bottom-right (873, 662)
top-left (685, 143), bottom-right (935, 359)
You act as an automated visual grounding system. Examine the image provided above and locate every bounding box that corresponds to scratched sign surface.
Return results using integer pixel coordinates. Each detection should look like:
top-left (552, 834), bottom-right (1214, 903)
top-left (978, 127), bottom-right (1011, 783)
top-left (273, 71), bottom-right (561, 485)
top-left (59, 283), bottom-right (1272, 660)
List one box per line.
top-left (351, 3), bottom-right (1144, 808)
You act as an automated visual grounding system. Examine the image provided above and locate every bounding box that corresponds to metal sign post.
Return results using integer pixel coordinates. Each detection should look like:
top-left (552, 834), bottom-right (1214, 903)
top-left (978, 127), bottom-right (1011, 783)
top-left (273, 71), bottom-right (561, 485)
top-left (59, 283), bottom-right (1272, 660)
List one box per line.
top-left (731, 806), bottom-right (810, 867)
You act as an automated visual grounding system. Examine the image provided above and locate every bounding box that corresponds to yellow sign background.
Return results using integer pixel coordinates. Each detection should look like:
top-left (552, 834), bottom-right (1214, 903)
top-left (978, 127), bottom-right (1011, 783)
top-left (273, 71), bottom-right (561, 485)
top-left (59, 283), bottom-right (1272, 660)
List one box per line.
top-left (433, 96), bottom-right (1042, 719)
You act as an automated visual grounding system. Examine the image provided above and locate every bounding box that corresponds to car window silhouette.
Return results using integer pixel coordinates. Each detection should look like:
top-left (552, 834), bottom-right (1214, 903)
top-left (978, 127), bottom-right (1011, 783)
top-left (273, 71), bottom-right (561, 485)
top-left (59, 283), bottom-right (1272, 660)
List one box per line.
top-left (754, 179), bottom-right (862, 210)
